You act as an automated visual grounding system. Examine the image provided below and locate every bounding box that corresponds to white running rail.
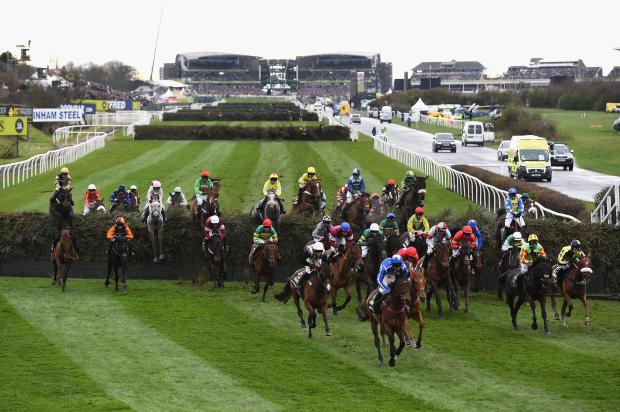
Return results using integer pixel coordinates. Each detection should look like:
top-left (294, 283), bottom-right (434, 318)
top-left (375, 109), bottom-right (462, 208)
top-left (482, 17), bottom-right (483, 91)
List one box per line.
top-left (373, 137), bottom-right (581, 222)
top-left (591, 184), bottom-right (619, 226)
top-left (1, 111), bottom-right (153, 189)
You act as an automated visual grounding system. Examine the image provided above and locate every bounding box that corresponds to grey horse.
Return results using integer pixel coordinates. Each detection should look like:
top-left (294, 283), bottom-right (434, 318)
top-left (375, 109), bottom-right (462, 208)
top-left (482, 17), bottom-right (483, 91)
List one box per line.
top-left (251, 191), bottom-right (281, 231)
top-left (146, 200), bottom-right (165, 262)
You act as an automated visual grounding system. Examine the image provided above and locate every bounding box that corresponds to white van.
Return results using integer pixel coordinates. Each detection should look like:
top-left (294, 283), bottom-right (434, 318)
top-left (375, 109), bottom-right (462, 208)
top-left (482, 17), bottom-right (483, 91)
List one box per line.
top-left (461, 121), bottom-right (485, 146)
top-left (379, 106), bottom-right (392, 124)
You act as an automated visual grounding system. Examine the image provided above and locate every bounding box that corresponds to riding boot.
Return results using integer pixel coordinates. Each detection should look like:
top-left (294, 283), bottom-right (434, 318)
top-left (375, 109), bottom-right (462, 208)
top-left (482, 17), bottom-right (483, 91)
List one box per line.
top-left (106, 241), bottom-right (112, 255)
top-left (423, 252), bottom-right (433, 271)
top-left (277, 198), bottom-right (286, 214)
top-left (449, 256), bottom-right (456, 273)
top-left (295, 187), bottom-right (303, 204)
top-left (128, 241), bottom-right (135, 256)
top-left (372, 292), bottom-right (387, 314)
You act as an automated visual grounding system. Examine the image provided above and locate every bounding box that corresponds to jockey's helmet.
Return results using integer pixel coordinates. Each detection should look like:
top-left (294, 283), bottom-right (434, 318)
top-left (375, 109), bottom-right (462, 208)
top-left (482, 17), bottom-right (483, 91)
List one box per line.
top-left (60, 167), bottom-right (69, 174)
top-left (370, 223), bottom-right (380, 233)
top-left (406, 247), bottom-right (418, 258)
top-left (88, 184), bottom-right (96, 191)
top-left (312, 242), bottom-right (324, 253)
top-left (201, 170), bottom-right (210, 177)
top-left (508, 187), bottom-right (518, 196)
top-left (387, 212), bottom-right (396, 219)
top-left (262, 219), bottom-right (272, 227)
top-left (352, 168), bottom-right (360, 175)
top-left (130, 185), bottom-right (137, 191)
top-left (462, 226), bottom-right (473, 235)
top-left (270, 173), bottom-right (278, 180)
top-left (210, 215), bottom-right (220, 225)
top-left (415, 207), bottom-right (424, 215)
top-left (152, 180), bottom-right (162, 189)
top-left (406, 170), bottom-right (415, 177)
top-left (513, 232), bottom-right (523, 241)
top-left (340, 222), bottom-right (350, 232)
top-left (571, 239), bottom-right (581, 249)
top-left (372, 192), bottom-right (379, 198)
top-left (322, 215), bottom-right (331, 223)
top-left (468, 219), bottom-right (477, 228)
top-left (119, 184), bottom-right (126, 191)
top-left (521, 192), bottom-right (530, 200)
top-left (387, 179), bottom-right (396, 185)
top-left (528, 234), bottom-right (539, 242)
top-left (116, 216), bottom-right (125, 226)
top-left (437, 222), bottom-right (448, 232)
top-left (307, 166), bottom-right (316, 174)
top-left (391, 255), bottom-right (403, 266)
top-left (174, 186), bottom-right (182, 193)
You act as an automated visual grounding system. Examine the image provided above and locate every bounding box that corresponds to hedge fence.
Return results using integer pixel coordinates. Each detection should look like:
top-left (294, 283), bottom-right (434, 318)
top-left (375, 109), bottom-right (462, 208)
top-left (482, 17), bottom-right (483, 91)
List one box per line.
top-left (452, 165), bottom-right (589, 221)
top-left (162, 111), bottom-right (319, 122)
top-left (134, 125), bottom-right (349, 141)
top-left (2, 208), bottom-right (618, 292)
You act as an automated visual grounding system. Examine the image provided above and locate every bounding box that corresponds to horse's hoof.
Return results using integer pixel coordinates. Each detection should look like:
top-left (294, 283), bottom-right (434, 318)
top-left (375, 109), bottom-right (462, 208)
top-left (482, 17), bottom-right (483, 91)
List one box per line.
top-left (531, 323), bottom-right (538, 331)
top-left (416, 341), bottom-right (422, 349)
top-left (389, 358), bottom-right (396, 367)
top-left (332, 309), bottom-right (339, 316)
top-left (585, 318), bottom-right (592, 326)
top-left (153, 258), bottom-right (158, 263)
top-left (544, 330), bottom-right (551, 336)
top-left (301, 323), bottom-right (307, 329)
top-left (438, 315), bottom-right (444, 320)
top-left (513, 325), bottom-right (518, 330)
top-left (554, 314), bottom-right (560, 321)
top-left (406, 339), bottom-right (414, 347)
top-left (562, 322), bottom-right (568, 328)
top-left (464, 308), bottom-right (469, 314)
top-left (326, 330), bottom-right (331, 337)
top-left (104, 280), bottom-right (109, 287)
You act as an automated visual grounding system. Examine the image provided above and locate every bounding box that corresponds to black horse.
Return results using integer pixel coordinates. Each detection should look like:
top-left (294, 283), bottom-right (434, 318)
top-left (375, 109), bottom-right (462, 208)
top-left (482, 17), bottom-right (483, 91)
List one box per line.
top-left (203, 234), bottom-right (227, 288)
top-left (398, 177), bottom-right (428, 233)
top-left (503, 256), bottom-right (552, 335)
top-left (356, 237), bottom-right (386, 320)
top-left (50, 188), bottom-right (74, 229)
top-left (106, 234), bottom-right (129, 293)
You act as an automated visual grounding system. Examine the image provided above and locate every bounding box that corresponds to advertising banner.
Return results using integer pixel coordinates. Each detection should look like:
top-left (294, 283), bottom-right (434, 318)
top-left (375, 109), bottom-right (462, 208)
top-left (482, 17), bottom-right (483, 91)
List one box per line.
top-left (0, 105), bottom-right (33, 118)
top-left (32, 108), bottom-right (84, 123)
top-left (0, 116), bottom-right (28, 135)
top-left (72, 99), bottom-right (141, 111)
top-left (60, 103), bottom-right (96, 114)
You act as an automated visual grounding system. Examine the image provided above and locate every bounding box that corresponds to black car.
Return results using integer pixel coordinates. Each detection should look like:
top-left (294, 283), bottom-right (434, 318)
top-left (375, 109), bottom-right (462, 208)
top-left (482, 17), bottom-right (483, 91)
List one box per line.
top-left (550, 143), bottom-right (574, 171)
top-left (432, 133), bottom-right (457, 153)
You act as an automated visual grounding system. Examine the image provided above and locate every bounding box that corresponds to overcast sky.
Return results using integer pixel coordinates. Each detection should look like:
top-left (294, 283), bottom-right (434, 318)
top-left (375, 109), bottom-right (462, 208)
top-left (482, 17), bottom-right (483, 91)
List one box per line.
top-left (3, 0), bottom-right (619, 80)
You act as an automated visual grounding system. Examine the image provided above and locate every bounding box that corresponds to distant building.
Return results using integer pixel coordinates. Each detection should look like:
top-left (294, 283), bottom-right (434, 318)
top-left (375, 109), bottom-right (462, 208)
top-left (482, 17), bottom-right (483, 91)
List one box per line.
top-left (505, 58), bottom-right (602, 83)
top-left (409, 60), bottom-right (485, 90)
top-left (159, 63), bottom-right (175, 80)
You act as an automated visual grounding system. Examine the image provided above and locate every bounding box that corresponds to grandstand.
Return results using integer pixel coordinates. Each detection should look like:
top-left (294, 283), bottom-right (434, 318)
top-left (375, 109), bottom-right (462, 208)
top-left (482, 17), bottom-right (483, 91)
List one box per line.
top-left (259, 59), bottom-right (297, 94)
top-left (409, 60), bottom-right (485, 87)
top-left (172, 52), bottom-right (262, 96)
top-left (505, 58), bottom-right (602, 82)
top-left (608, 66), bottom-right (620, 79)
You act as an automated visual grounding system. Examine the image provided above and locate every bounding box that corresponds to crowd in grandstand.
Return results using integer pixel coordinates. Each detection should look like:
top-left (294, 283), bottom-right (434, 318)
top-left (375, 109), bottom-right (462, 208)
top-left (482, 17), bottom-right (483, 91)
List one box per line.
top-left (505, 66), bottom-right (602, 79)
top-left (186, 71), bottom-right (259, 82)
top-left (410, 72), bottom-right (483, 81)
top-left (298, 72), bottom-right (354, 82)
top-left (297, 84), bottom-right (350, 98)
top-left (194, 83), bottom-right (262, 96)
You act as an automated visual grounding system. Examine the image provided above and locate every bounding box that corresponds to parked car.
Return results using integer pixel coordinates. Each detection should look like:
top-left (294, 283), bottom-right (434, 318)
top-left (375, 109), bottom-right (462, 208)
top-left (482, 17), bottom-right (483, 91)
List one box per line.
top-left (432, 133), bottom-right (457, 153)
top-left (497, 140), bottom-right (510, 161)
top-left (351, 113), bottom-right (361, 124)
top-left (550, 143), bottom-right (575, 171)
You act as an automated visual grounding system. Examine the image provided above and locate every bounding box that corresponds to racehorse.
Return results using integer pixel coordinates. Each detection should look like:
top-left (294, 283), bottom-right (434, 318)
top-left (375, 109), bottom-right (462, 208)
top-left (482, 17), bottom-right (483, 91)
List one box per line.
top-left (191, 183), bottom-right (220, 227)
top-left (503, 256), bottom-right (552, 335)
top-left (146, 200), bottom-right (165, 263)
top-left (293, 180), bottom-right (323, 214)
top-left (51, 228), bottom-right (78, 292)
top-left (398, 176), bottom-right (427, 232)
top-left (275, 267), bottom-right (331, 338)
top-left (329, 243), bottom-right (364, 315)
top-left (470, 249), bottom-right (484, 292)
top-left (450, 243), bottom-right (473, 313)
top-left (365, 277), bottom-right (410, 367)
top-left (356, 237), bottom-right (386, 320)
top-left (251, 192), bottom-right (281, 231)
top-left (342, 192), bottom-right (371, 233)
top-left (405, 264), bottom-right (426, 348)
top-left (86, 200), bottom-right (106, 215)
top-left (250, 240), bottom-right (278, 302)
top-left (109, 197), bottom-right (129, 213)
top-left (382, 186), bottom-right (399, 210)
top-left (203, 234), bottom-right (227, 288)
top-left (398, 231), bottom-right (426, 258)
top-left (49, 188), bottom-right (74, 229)
top-left (495, 208), bottom-right (526, 247)
top-left (128, 191), bottom-right (140, 212)
top-left (383, 230), bottom-right (401, 257)
top-left (497, 247), bottom-right (521, 299)
top-left (424, 242), bottom-right (456, 319)
top-left (557, 254), bottom-right (593, 327)
top-left (105, 233), bottom-right (129, 293)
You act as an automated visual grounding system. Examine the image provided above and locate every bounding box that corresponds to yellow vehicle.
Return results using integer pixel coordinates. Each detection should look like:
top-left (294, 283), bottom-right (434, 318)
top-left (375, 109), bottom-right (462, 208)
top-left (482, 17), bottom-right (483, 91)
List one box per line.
top-left (339, 101), bottom-right (351, 116)
top-left (605, 103), bottom-right (620, 113)
top-left (507, 135), bottom-right (552, 182)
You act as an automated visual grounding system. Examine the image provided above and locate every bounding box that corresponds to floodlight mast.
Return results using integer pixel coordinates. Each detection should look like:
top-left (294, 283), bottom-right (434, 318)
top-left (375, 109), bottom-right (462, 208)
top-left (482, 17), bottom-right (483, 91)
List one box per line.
top-left (150, 5), bottom-right (164, 81)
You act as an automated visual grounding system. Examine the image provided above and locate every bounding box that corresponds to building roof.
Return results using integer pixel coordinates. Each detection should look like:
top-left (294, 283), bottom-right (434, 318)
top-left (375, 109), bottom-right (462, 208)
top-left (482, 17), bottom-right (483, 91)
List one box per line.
top-left (298, 52), bottom-right (378, 59)
top-left (179, 52), bottom-right (260, 59)
top-left (412, 60), bottom-right (485, 71)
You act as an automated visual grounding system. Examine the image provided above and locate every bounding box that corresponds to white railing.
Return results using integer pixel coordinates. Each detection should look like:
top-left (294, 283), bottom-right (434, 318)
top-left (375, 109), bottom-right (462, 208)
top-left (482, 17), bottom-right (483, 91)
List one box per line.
top-left (419, 114), bottom-right (464, 130)
top-left (591, 184), bottom-right (619, 226)
top-left (373, 137), bottom-right (581, 222)
top-left (2, 111), bottom-right (153, 189)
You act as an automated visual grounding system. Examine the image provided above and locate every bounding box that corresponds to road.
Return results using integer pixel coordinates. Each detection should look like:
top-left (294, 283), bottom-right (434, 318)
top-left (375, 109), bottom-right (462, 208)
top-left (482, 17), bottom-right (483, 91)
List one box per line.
top-left (341, 112), bottom-right (620, 202)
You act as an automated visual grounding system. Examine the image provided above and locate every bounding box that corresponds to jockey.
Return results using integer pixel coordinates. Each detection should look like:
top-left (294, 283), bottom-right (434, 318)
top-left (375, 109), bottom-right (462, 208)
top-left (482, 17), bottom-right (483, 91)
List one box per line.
top-left (397, 246), bottom-right (420, 268)
top-left (504, 187), bottom-right (525, 230)
top-left (370, 193), bottom-right (382, 214)
top-left (519, 234), bottom-right (546, 277)
top-left (202, 215), bottom-right (229, 252)
top-left (342, 168), bottom-right (365, 217)
top-left (450, 225), bottom-right (477, 270)
top-left (109, 184), bottom-right (130, 207)
top-left (522, 192), bottom-right (538, 219)
top-left (358, 223), bottom-right (384, 259)
top-left (335, 185), bottom-right (347, 210)
top-left (312, 215), bottom-right (332, 242)
top-left (249, 219), bottom-right (278, 264)
top-left (260, 172), bottom-right (286, 215)
top-left (499, 231), bottom-right (524, 272)
top-left (369, 255), bottom-right (409, 313)
top-left (423, 222), bottom-right (452, 270)
top-left (142, 180), bottom-right (166, 223)
top-left (292, 242), bottom-right (326, 292)
top-left (553, 239), bottom-right (586, 283)
top-left (167, 187), bottom-right (188, 208)
top-left (405, 207), bottom-right (429, 247)
top-left (382, 179), bottom-right (398, 201)
top-left (129, 185), bottom-right (140, 208)
top-left (83, 184), bottom-right (104, 216)
top-left (326, 222), bottom-right (354, 263)
top-left (50, 167), bottom-right (73, 206)
top-left (194, 171), bottom-right (213, 215)
top-left (296, 166), bottom-right (326, 209)
top-left (467, 220), bottom-right (484, 250)
top-left (396, 170), bottom-right (416, 206)
top-left (106, 216), bottom-right (134, 255)
top-left (379, 212), bottom-right (399, 236)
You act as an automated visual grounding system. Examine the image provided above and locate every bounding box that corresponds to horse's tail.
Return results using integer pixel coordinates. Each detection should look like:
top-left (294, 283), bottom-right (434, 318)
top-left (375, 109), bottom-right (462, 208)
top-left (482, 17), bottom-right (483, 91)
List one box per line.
top-left (274, 282), bottom-right (292, 303)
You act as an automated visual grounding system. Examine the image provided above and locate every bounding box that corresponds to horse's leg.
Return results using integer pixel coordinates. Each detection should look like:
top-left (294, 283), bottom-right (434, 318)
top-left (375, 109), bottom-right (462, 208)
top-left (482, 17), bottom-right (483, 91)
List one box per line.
top-left (579, 293), bottom-right (591, 326)
top-left (549, 285), bottom-right (560, 320)
top-left (149, 230), bottom-right (158, 263)
top-left (426, 285), bottom-right (433, 313)
top-left (562, 292), bottom-right (574, 327)
top-left (262, 280), bottom-right (269, 303)
top-left (464, 278), bottom-right (470, 314)
top-left (52, 259), bottom-right (58, 286)
top-left (509, 294), bottom-right (521, 330)
top-left (307, 305), bottom-right (316, 339)
top-left (371, 319), bottom-right (383, 365)
top-left (114, 266), bottom-right (119, 291)
top-left (61, 264), bottom-right (68, 292)
top-left (395, 327), bottom-right (406, 357)
top-left (330, 283), bottom-right (339, 315)
top-left (251, 269), bottom-right (260, 294)
top-left (321, 304), bottom-right (331, 336)
top-left (497, 269), bottom-right (506, 300)
top-left (355, 277), bottom-right (363, 304)
top-left (105, 259), bottom-right (111, 287)
top-left (529, 299), bottom-right (538, 331)
top-left (433, 282), bottom-right (444, 319)
top-left (336, 284), bottom-right (352, 311)
top-left (157, 227), bottom-right (164, 260)
top-left (540, 296), bottom-right (550, 335)
top-left (388, 330), bottom-right (397, 367)
top-left (294, 295), bottom-right (306, 328)
top-left (561, 295), bottom-right (569, 327)
top-left (415, 308), bottom-right (425, 348)
top-left (122, 263), bottom-right (128, 293)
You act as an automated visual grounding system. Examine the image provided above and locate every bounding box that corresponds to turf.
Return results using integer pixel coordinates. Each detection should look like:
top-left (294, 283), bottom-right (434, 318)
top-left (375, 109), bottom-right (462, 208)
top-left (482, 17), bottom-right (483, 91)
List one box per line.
top-left (0, 127), bottom-right (55, 165)
top-left (0, 135), bottom-right (475, 214)
top-left (534, 109), bottom-right (620, 176)
top-left (1, 277), bottom-right (618, 411)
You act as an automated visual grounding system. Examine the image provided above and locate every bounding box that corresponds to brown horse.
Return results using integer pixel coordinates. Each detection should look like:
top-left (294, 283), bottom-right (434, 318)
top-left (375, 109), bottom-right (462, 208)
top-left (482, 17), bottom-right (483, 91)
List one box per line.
top-left (203, 234), bottom-right (227, 288)
top-left (275, 268), bottom-right (331, 338)
top-left (497, 247), bottom-right (521, 299)
top-left (329, 243), bottom-right (364, 315)
top-left (250, 240), bottom-right (278, 302)
top-left (342, 193), bottom-right (371, 233)
top-left (450, 244), bottom-right (473, 313)
top-left (52, 228), bottom-right (79, 292)
top-left (365, 277), bottom-right (410, 366)
top-left (355, 237), bottom-right (386, 320)
top-left (405, 264), bottom-right (426, 348)
top-left (424, 242), bottom-right (456, 319)
top-left (191, 182), bottom-right (220, 227)
top-left (397, 177), bottom-right (427, 232)
top-left (557, 255), bottom-right (593, 327)
top-left (293, 180), bottom-right (322, 214)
